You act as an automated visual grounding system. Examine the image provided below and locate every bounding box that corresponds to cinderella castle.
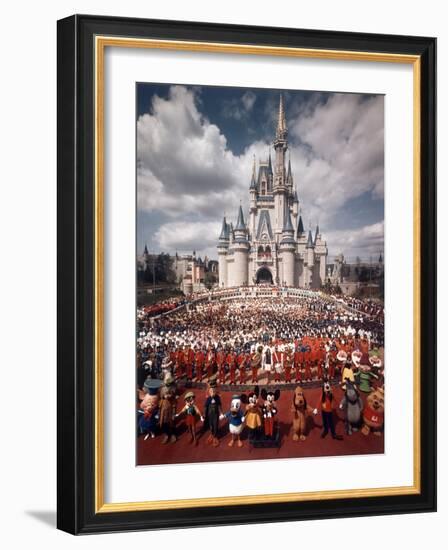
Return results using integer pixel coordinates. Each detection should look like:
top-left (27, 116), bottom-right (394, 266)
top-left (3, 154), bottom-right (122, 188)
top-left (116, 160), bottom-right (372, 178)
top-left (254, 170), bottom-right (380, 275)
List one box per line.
top-left (217, 96), bottom-right (328, 289)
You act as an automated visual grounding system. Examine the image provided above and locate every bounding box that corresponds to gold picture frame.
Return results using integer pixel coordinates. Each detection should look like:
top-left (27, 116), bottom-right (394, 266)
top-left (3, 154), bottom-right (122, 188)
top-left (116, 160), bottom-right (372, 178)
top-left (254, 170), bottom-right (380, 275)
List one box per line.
top-left (58, 15), bottom-right (436, 534)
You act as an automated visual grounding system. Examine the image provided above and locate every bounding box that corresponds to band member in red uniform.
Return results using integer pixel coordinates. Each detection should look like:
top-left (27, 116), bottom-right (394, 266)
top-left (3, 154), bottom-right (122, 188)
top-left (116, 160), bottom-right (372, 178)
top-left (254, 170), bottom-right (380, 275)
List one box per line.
top-left (284, 348), bottom-right (293, 383)
top-left (216, 347), bottom-right (226, 384)
top-left (304, 345), bottom-right (312, 381)
top-left (272, 345), bottom-right (282, 383)
top-left (237, 350), bottom-right (247, 384)
top-left (329, 346), bottom-right (337, 379)
top-left (184, 344), bottom-right (194, 382)
top-left (175, 348), bottom-right (184, 379)
top-left (205, 348), bottom-right (215, 380)
top-left (294, 346), bottom-right (302, 383)
top-left (195, 347), bottom-right (205, 382)
top-left (227, 349), bottom-right (237, 385)
top-left (251, 346), bottom-right (262, 383)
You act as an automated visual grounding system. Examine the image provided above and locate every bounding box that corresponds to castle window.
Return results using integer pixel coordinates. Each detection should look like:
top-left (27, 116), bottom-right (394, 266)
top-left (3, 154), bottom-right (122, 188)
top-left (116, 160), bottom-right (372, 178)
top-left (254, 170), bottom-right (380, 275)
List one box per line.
top-left (261, 180), bottom-right (267, 195)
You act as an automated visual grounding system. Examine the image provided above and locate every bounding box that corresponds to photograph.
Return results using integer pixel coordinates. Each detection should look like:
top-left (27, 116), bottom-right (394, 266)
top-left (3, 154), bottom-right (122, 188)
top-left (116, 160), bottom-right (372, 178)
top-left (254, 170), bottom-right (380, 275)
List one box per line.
top-left (135, 83), bottom-right (385, 466)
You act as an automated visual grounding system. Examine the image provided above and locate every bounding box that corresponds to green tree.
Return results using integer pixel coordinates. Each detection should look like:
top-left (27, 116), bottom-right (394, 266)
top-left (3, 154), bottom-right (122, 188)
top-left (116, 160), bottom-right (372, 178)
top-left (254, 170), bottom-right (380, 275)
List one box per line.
top-left (204, 271), bottom-right (217, 290)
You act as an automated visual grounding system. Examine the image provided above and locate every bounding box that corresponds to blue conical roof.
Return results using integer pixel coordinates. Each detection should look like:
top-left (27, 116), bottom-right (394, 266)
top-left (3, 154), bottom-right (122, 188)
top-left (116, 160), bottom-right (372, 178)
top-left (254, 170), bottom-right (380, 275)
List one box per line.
top-left (235, 205), bottom-right (246, 231)
top-left (219, 216), bottom-right (229, 240)
top-left (283, 208), bottom-right (294, 233)
top-left (297, 215), bottom-right (304, 235)
top-left (314, 225), bottom-right (319, 244)
top-left (306, 230), bottom-right (314, 248)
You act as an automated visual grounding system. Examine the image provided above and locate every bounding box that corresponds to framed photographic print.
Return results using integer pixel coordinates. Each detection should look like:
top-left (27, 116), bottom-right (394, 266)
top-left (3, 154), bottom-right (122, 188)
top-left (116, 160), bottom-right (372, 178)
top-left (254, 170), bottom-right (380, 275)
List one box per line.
top-left (57, 15), bottom-right (436, 534)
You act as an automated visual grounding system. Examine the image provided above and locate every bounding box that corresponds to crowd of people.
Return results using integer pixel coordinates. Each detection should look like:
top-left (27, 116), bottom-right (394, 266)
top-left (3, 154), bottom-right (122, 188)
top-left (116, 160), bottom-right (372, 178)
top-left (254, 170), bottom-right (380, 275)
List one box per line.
top-left (137, 296), bottom-right (187, 319)
top-left (333, 295), bottom-right (384, 318)
top-left (136, 292), bottom-right (384, 388)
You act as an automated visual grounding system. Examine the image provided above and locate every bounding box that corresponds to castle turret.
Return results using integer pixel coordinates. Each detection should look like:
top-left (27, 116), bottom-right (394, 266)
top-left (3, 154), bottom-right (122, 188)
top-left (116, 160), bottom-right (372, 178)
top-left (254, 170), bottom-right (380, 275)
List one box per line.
top-left (232, 206), bottom-right (250, 286)
top-left (313, 224), bottom-right (327, 285)
top-left (286, 157), bottom-right (293, 190)
top-left (297, 215), bottom-right (305, 237)
top-left (249, 156), bottom-right (257, 236)
top-left (305, 229), bottom-right (315, 287)
top-left (314, 224), bottom-right (320, 245)
top-left (217, 216), bottom-right (229, 287)
top-left (273, 95), bottom-right (288, 238)
top-left (279, 207), bottom-right (296, 286)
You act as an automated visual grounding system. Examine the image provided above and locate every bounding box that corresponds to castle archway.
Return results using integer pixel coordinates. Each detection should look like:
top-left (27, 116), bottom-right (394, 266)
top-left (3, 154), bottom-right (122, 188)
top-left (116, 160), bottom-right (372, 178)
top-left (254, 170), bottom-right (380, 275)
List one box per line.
top-left (256, 267), bottom-right (273, 285)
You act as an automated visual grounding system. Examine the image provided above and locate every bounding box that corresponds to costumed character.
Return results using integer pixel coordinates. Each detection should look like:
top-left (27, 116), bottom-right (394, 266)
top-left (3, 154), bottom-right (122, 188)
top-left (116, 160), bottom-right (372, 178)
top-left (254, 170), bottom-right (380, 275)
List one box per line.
top-left (339, 379), bottom-right (363, 435)
top-left (244, 386), bottom-right (263, 440)
top-left (176, 391), bottom-right (204, 445)
top-left (362, 386), bottom-right (384, 436)
top-left (137, 378), bottom-right (163, 440)
top-left (313, 381), bottom-right (343, 440)
top-left (203, 375), bottom-right (223, 447)
top-left (340, 358), bottom-right (356, 390)
top-left (369, 352), bottom-right (383, 386)
top-left (158, 374), bottom-right (178, 444)
top-left (261, 388), bottom-right (280, 438)
top-left (291, 386), bottom-right (315, 441)
top-left (220, 394), bottom-right (246, 447)
top-left (356, 352), bottom-right (379, 393)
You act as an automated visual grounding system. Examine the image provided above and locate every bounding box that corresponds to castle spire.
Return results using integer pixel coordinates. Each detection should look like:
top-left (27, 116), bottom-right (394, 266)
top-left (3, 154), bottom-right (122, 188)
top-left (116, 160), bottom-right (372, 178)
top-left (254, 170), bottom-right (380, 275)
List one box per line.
top-left (314, 224), bottom-right (320, 244)
top-left (276, 94), bottom-right (287, 139)
top-left (235, 205), bottom-right (246, 231)
top-left (306, 229), bottom-right (314, 248)
top-left (143, 243), bottom-right (149, 255)
top-left (282, 207), bottom-right (295, 233)
top-left (249, 155), bottom-right (257, 189)
top-left (268, 149), bottom-right (273, 174)
top-left (219, 215), bottom-right (229, 240)
top-left (297, 215), bottom-right (304, 235)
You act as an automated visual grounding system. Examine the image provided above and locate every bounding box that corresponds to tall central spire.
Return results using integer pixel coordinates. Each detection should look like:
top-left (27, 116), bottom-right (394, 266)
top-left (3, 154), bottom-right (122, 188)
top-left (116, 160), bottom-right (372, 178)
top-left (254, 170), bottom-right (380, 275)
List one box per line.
top-left (276, 94), bottom-right (287, 140)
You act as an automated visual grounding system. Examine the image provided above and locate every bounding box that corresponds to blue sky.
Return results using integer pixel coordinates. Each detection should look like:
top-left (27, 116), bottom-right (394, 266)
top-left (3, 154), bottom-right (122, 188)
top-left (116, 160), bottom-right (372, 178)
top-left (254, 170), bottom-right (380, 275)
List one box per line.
top-left (136, 83), bottom-right (384, 263)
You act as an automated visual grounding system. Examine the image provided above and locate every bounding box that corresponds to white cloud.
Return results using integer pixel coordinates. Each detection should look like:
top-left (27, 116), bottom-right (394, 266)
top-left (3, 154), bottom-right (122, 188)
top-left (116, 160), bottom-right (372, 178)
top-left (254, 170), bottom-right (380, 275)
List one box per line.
top-left (222, 90), bottom-right (257, 120)
top-left (154, 220), bottom-right (221, 258)
top-left (326, 221), bottom-right (384, 261)
top-left (288, 94), bottom-right (384, 227)
top-left (137, 86), bottom-right (384, 259)
top-left (137, 86), bottom-right (268, 220)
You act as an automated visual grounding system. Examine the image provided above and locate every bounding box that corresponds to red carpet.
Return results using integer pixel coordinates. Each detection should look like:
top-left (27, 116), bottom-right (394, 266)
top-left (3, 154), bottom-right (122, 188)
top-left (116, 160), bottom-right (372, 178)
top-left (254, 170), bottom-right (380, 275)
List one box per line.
top-left (137, 385), bottom-right (384, 466)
